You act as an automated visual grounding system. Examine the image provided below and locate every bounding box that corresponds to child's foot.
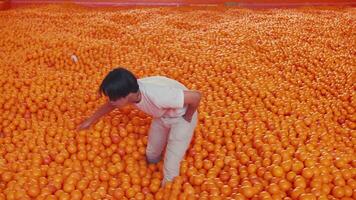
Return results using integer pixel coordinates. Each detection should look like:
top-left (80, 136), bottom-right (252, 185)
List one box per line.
top-left (146, 155), bottom-right (161, 164)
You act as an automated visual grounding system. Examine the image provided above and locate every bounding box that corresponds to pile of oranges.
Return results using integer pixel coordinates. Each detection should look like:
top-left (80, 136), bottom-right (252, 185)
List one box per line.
top-left (0, 4), bottom-right (355, 200)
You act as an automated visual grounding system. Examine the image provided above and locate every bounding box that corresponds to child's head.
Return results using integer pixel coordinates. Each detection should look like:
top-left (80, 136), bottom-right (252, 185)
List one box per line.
top-left (99, 67), bottom-right (139, 106)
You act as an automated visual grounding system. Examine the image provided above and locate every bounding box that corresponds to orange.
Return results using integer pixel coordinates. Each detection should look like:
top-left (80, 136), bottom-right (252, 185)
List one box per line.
top-left (63, 183), bottom-right (75, 193)
top-left (220, 185), bottom-right (232, 196)
top-left (99, 170), bottom-right (110, 182)
top-left (334, 177), bottom-right (346, 186)
top-left (290, 187), bottom-right (304, 199)
top-left (113, 188), bottom-right (125, 199)
top-left (272, 165), bottom-right (284, 178)
top-left (70, 190), bottom-right (82, 200)
top-left (267, 183), bottom-right (280, 194)
top-left (27, 186), bottom-right (40, 197)
top-left (294, 176), bottom-right (307, 189)
top-left (298, 193), bottom-right (317, 200)
top-left (332, 186), bottom-right (345, 198)
top-left (240, 186), bottom-right (255, 198)
top-left (278, 179), bottom-right (291, 192)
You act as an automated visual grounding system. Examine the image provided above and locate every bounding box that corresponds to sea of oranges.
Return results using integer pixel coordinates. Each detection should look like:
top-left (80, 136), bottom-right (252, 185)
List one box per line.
top-left (0, 4), bottom-right (355, 200)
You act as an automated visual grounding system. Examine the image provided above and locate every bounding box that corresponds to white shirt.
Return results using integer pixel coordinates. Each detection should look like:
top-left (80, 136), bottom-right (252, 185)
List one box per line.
top-left (134, 76), bottom-right (187, 118)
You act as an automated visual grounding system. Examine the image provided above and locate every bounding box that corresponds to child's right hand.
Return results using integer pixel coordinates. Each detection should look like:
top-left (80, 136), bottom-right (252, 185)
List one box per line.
top-left (77, 119), bottom-right (92, 131)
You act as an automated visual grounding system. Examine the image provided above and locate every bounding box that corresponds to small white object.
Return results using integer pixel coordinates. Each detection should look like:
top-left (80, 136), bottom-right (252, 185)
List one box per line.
top-left (71, 54), bottom-right (79, 63)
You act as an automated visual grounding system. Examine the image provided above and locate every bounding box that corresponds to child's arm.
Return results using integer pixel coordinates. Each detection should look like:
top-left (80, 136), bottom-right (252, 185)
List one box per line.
top-left (183, 90), bottom-right (202, 122)
top-left (77, 102), bottom-right (115, 130)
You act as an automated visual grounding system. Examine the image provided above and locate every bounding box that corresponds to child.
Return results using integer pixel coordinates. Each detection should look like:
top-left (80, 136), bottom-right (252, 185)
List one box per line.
top-left (78, 67), bottom-right (201, 185)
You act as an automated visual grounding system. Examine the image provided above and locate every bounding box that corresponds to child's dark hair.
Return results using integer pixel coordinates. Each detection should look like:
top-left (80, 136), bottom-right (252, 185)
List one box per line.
top-left (99, 67), bottom-right (139, 101)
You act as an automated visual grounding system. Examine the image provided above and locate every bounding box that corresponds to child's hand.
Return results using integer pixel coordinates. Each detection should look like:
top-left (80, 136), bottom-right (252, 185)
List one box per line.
top-left (77, 119), bottom-right (92, 131)
top-left (183, 114), bottom-right (192, 123)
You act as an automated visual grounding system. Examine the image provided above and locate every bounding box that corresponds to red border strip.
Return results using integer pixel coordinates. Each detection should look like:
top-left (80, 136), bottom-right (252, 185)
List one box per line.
top-left (237, 2), bottom-right (356, 8)
top-left (7, 0), bottom-right (356, 8)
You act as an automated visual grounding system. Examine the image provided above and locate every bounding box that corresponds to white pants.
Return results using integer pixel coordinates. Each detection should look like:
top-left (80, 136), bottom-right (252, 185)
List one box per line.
top-left (146, 112), bottom-right (198, 184)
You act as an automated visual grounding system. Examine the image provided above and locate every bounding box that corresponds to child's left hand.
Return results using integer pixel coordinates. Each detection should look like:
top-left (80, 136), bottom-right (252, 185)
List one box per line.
top-left (183, 114), bottom-right (192, 123)
top-left (77, 119), bottom-right (93, 131)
